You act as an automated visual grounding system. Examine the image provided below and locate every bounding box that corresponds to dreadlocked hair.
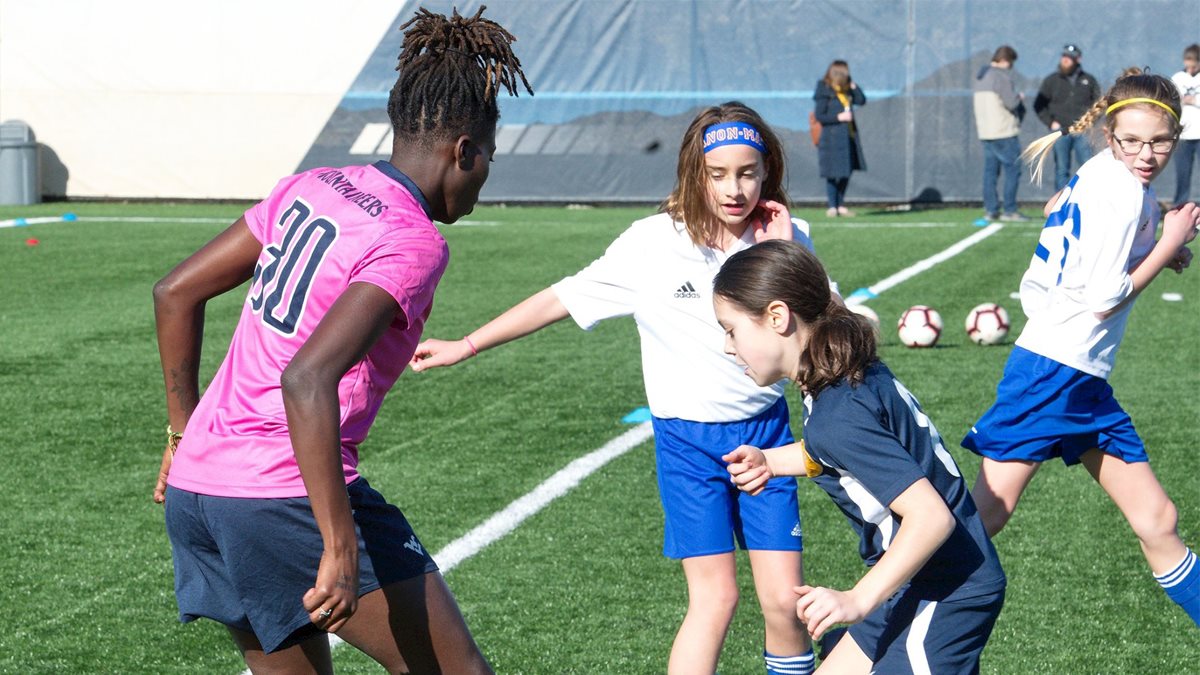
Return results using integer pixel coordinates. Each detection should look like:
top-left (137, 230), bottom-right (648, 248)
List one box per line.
top-left (713, 240), bottom-right (876, 396)
top-left (662, 101), bottom-right (789, 247)
top-left (387, 6), bottom-right (533, 146)
top-left (1021, 69), bottom-right (1180, 185)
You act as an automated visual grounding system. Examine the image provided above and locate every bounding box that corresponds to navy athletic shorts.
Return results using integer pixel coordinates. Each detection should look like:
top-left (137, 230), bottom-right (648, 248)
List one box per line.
top-left (847, 586), bottom-right (1005, 673)
top-left (164, 477), bottom-right (438, 653)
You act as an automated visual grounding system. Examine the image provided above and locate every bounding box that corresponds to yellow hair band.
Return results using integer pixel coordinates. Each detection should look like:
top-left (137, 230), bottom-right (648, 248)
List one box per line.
top-left (1106, 97), bottom-right (1180, 121)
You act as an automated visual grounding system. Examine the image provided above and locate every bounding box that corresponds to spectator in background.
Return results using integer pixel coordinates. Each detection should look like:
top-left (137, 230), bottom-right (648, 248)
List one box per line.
top-left (1034, 44), bottom-right (1101, 190)
top-left (974, 45), bottom-right (1029, 222)
top-left (814, 60), bottom-right (867, 218)
top-left (1172, 43), bottom-right (1200, 207)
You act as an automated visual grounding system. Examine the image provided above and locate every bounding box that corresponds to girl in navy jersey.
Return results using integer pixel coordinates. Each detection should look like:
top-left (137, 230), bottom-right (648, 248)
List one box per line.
top-left (717, 240), bottom-right (1006, 673)
top-left (412, 102), bottom-right (817, 674)
top-left (153, 9), bottom-right (531, 673)
top-left (964, 71), bottom-right (1200, 627)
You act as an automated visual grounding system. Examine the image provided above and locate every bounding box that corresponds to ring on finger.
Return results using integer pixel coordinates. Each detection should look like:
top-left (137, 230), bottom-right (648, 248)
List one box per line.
top-left (318, 608), bottom-right (333, 619)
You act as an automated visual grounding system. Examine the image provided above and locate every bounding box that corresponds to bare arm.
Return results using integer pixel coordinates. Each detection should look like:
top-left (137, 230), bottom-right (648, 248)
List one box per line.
top-left (409, 287), bottom-right (570, 370)
top-left (282, 281), bottom-right (403, 633)
top-left (795, 478), bottom-right (956, 639)
top-left (151, 218), bottom-right (261, 502)
top-left (1098, 203), bottom-right (1199, 319)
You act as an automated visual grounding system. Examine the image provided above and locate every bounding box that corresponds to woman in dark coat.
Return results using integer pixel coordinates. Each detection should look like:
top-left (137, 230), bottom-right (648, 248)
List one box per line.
top-left (814, 60), bottom-right (867, 217)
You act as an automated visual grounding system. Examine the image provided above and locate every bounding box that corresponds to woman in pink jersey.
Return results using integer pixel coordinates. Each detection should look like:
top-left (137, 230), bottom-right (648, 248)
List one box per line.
top-left (152, 9), bottom-right (531, 673)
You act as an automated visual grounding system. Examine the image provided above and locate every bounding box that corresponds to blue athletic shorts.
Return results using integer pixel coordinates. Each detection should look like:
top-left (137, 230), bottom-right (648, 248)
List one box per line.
top-left (652, 396), bottom-right (803, 559)
top-left (846, 586), bottom-right (1005, 673)
top-left (164, 477), bottom-right (438, 654)
top-left (962, 346), bottom-right (1146, 466)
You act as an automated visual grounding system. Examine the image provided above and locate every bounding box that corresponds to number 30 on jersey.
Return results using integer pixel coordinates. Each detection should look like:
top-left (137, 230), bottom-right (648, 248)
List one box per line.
top-left (248, 197), bottom-right (339, 336)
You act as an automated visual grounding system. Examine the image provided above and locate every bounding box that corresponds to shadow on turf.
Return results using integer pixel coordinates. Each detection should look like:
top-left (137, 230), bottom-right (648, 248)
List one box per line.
top-left (864, 187), bottom-right (948, 216)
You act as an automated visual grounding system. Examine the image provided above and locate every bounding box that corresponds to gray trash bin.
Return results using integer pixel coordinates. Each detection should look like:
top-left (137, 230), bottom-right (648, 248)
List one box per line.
top-left (0, 120), bottom-right (41, 205)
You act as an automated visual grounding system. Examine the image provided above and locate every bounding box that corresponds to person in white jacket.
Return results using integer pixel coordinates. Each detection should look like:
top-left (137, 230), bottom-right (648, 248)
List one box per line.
top-left (1171, 44), bottom-right (1200, 207)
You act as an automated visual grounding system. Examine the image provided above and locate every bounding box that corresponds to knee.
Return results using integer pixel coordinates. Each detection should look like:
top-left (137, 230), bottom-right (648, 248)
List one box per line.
top-left (692, 581), bottom-right (739, 618)
top-left (979, 501), bottom-right (1013, 537)
top-left (971, 487), bottom-right (1014, 537)
top-left (762, 586), bottom-right (803, 626)
top-left (1128, 495), bottom-right (1179, 544)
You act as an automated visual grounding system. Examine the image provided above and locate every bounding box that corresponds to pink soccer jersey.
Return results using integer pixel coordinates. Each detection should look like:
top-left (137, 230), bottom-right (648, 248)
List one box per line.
top-left (167, 162), bottom-right (448, 498)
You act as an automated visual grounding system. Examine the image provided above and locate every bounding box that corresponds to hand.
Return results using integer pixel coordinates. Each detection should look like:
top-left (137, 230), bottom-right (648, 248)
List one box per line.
top-left (152, 446), bottom-right (172, 504)
top-left (1162, 203), bottom-right (1200, 248)
top-left (1184, 94), bottom-right (1196, 106)
top-left (751, 199), bottom-right (794, 243)
top-left (836, 110), bottom-right (853, 123)
top-left (302, 549), bottom-right (359, 634)
top-left (409, 338), bottom-right (475, 372)
top-left (1168, 246), bottom-right (1193, 274)
top-left (722, 445), bottom-right (772, 495)
top-left (794, 585), bottom-right (870, 640)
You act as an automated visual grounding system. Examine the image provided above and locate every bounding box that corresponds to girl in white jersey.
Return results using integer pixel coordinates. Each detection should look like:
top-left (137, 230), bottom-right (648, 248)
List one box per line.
top-left (412, 102), bottom-right (818, 674)
top-left (153, 9), bottom-right (532, 673)
top-left (963, 72), bottom-right (1200, 627)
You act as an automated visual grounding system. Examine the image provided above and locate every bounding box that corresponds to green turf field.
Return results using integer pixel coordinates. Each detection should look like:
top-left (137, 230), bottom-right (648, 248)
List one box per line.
top-left (0, 202), bottom-right (1196, 673)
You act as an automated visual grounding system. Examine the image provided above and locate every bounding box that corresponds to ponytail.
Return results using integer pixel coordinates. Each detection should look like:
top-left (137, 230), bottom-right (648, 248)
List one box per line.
top-left (1022, 95), bottom-right (1110, 185)
top-left (713, 241), bottom-right (876, 396)
top-left (798, 301), bottom-right (877, 394)
top-left (1022, 70), bottom-right (1181, 186)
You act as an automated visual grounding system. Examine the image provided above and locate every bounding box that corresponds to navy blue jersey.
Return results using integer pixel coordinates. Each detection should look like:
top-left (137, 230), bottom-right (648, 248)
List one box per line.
top-left (802, 361), bottom-right (1006, 601)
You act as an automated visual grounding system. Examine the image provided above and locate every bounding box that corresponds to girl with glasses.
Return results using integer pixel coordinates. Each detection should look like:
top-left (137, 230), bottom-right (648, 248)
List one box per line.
top-left (964, 71), bottom-right (1200, 627)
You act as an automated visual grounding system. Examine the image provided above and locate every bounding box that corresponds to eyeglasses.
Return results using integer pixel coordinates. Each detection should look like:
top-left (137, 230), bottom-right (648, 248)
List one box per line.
top-left (1112, 135), bottom-right (1177, 155)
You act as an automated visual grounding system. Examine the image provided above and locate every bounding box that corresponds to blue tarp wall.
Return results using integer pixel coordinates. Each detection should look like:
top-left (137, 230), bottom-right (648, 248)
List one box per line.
top-left (299, 0), bottom-right (1200, 205)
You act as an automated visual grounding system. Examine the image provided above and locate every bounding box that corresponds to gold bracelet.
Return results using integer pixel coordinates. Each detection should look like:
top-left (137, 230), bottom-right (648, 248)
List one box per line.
top-left (166, 425), bottom-right (183, 456)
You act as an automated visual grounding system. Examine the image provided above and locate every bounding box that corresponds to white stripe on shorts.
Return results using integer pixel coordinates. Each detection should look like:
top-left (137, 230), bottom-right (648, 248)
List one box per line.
top-left (905, 599), bottom-right (937, 675)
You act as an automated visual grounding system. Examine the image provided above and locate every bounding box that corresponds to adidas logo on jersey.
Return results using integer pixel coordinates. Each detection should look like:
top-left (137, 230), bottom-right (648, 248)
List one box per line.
top-left (674, 281), bottom-right (701, 299)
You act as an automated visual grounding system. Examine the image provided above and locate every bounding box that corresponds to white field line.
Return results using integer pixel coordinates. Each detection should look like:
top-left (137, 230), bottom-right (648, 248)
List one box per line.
top-left (225, 225), bottom-right (997, 672)
top-left (434, 422), bottom-right (654, 571)
top-left (76, 216), bottom-right (232, 223)
top-left (845, 223), bottom-right (1004, 305)
top-left (0, 215), bottom-right (234, 228)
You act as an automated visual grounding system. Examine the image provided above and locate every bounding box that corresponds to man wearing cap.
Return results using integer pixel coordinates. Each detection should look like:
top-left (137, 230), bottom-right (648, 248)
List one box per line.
top-left (1034, 44), bottom-right (1101, 190)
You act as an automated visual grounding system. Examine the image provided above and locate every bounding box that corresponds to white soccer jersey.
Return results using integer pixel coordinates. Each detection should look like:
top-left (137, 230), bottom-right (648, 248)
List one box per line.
top-left (552, 213), bottom-right (814, 422)
top-left (1173, 70), bottom-right (1200, 140)
top-left (1015, 149), bottom-right (1158, 378)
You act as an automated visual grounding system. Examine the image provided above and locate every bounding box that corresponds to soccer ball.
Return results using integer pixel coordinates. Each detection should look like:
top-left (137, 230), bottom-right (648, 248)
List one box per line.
top-left (897, 305), bottom-right (943, 348)
top-left (965, 302), bottom-right (1010, 345)
top-left (847, 303), bottom-right (880, 331)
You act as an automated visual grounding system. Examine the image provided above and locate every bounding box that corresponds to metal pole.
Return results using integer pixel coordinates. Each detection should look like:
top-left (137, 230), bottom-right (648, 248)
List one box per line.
top-left (905, 0), bottom-right (916, 201)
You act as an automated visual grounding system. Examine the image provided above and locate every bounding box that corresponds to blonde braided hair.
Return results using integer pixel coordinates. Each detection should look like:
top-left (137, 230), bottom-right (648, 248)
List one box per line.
top-left (1021, 70), bottom-right (1181, 185)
